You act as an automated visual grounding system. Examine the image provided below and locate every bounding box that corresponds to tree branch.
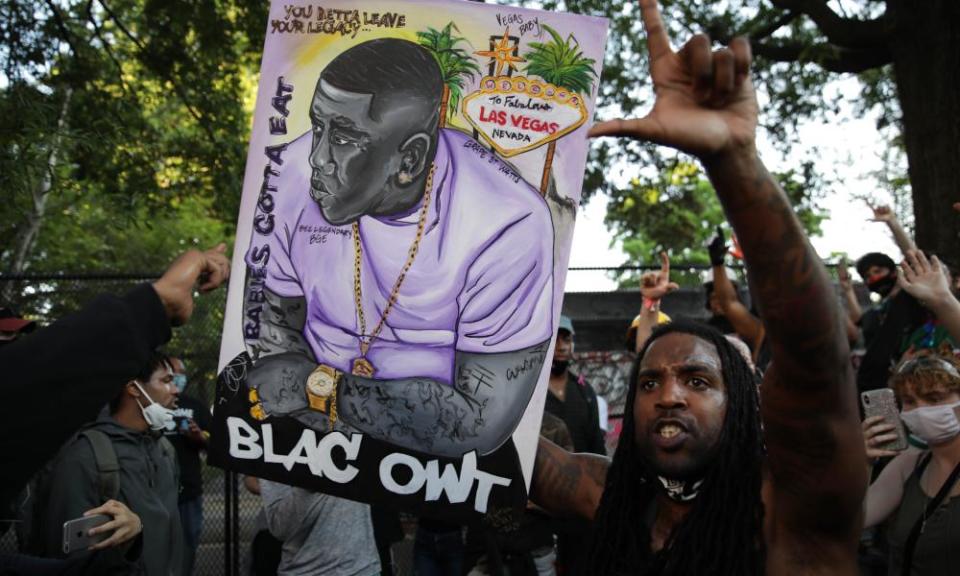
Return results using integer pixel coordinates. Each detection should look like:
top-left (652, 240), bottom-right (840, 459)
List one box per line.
top-left (712, 9), bottom-right (802, 44)
top-left (749, 10), bottom-right (802, 41)
top-left (42, 0), bottom-right (85, 68)
top-left (768, 0), bottom-right (889, 50)
top-left (84, 1), bottom-right (134, 98)
top-left (752, 38), bottom-right (892, 73)
top-left (95, 0), bottom-right (219, 148)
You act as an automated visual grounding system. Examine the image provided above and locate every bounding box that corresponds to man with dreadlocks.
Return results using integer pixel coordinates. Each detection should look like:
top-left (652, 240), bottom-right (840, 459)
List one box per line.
top-left (530, 1), bottom-right (867, 574)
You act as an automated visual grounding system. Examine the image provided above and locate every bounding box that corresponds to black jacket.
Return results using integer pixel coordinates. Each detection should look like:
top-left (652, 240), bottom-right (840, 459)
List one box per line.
top-left (544, 372), bottom-right (606, 456)
top-left (0, 284), bottom-right (171, 510)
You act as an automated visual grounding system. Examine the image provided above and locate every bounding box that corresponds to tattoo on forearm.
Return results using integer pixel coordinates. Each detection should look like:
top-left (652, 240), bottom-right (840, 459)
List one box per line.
top-left (341, 377), bottom-right (485, 453)
top-left (718, 159), bottom-right (844, 380)
top-left (584, 457), bottom-right (610, 489)
top-left (534, 448), bottom-right (581, 497)
top-left (532, 443), bottom-right (608, 519)
top-left (338, 340), bottom-right (549, 457)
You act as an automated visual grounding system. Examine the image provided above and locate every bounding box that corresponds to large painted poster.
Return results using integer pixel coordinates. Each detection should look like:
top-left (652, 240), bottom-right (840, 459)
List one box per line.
top-left (211, 0), bottom-right (608, 518)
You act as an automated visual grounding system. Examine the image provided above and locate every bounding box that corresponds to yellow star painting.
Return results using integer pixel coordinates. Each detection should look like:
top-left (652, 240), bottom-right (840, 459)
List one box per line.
top-left (474, 27), bottom-right (525, 76)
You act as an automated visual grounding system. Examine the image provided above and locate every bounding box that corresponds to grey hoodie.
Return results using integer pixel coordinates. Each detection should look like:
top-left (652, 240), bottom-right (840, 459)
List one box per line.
top-left (43, 415), bottom-right (183, 576)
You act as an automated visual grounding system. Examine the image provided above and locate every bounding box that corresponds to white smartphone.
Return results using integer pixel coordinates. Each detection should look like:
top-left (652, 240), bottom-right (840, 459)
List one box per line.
top-left (63, 514), bottom-right (110, 554)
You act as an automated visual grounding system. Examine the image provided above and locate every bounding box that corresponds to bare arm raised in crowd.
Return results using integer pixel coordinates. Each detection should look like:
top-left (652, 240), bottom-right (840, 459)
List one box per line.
top-left (536, 0), bottom-right (865, 570)
top-left (836, 256), bottom-right (863, 344)
top-left (708, 228), bottom-right (765, 357)
top-left (868, 203), bottom-right (917, 255)
top-left (633, 251), bottom-right (678, 354)
top-left (898, 250), bottom-right (960, 343)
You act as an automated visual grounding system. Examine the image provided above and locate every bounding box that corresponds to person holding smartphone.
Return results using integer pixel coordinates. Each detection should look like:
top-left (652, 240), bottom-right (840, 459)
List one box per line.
top-left (861, 250), bottom-right (960, 576)
top-left (39, 353), bottom-right (184, 575)
top-left (862, 352), bottom-right (960, 576)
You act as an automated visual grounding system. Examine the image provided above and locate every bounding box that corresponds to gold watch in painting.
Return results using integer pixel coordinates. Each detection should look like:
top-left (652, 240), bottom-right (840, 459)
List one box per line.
top-left (306, 364), bottom-right (340, 428)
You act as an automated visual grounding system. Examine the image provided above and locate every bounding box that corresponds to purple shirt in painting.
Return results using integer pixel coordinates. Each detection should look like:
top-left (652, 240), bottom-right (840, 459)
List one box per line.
top-left (245, 128), bottom-right (554, 385)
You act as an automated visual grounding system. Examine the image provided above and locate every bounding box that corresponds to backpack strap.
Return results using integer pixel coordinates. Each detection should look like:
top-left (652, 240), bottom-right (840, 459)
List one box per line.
top-left (80, 429), bottom-right (120, 503)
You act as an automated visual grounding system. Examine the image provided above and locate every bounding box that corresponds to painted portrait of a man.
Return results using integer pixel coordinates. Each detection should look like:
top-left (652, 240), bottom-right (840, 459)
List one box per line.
top-left (241, 38), bottom-right (554, 459)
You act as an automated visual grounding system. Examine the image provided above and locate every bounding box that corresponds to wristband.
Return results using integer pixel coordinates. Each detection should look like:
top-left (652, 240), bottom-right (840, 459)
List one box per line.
top-left (643, 297), bottom-right (660, 312)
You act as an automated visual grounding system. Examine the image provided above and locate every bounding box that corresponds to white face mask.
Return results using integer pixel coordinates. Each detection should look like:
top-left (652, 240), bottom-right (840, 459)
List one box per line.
top-left (900, 401), bottom-right (960, 445)
top-left (134, 381), bottom-right (174, 431)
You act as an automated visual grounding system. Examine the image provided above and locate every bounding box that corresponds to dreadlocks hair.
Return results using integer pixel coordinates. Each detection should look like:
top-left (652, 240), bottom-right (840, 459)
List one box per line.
top-left (586, 319), bottom-right (766, 576)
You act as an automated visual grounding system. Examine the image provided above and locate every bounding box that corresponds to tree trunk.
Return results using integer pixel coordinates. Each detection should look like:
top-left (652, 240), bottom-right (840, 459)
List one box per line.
top-left (889, 0), bottom-right (960, 269)
top-left (439, 86), bottom-right (450, 129)
top-left (3, 88), bottom-right (71, 298)
top-left (540, 140), bottom-right (556, 197)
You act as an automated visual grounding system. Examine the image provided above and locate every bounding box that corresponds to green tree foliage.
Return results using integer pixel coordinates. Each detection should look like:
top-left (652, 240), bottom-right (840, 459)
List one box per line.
top-left (417, 22), bottom-right (481, 125)
top-left (0, 1), bottom-right (268, 395)
top-left (510, 0), bottom-right (959, 270)
top-left (524, 24), bottom-right (597, 94)
top-left (523, 24), bottom-right (597, 194)
top-left (607, 159), bottom-right (827, 287)
top-left (0, 0), bottom-right (269, 275)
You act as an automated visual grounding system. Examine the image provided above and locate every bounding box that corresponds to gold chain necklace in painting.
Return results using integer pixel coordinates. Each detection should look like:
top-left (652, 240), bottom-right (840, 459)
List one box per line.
top-left (350, 164), bottom-right (436, 377)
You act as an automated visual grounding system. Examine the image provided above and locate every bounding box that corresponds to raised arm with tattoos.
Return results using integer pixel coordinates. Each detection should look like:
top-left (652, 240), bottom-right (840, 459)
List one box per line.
top-left (533, 1), bottom-right (865, 573)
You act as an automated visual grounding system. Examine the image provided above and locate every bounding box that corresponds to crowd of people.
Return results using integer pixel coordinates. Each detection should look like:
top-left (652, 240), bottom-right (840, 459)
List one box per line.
top-left (2, 1), bottom-right (959, 575)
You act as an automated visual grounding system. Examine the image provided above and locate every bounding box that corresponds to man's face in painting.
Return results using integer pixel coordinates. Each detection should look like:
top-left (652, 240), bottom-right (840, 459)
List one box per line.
top-left (633, 332), bottom-right (727, 480)
top-left (308, 78), bottom-right (431, 225)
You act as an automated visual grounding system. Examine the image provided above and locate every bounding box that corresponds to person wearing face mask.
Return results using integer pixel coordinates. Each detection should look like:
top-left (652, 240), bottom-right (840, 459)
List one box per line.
top-left (855, 251), bottom-right (931, 392)
top-left (1, 244), bottom-right (230, 516)
top-left (862, 352), bottom-right (960, 576)
top-left (163, 357), bottom-right (211, 576)
top-left (545, 316), bottom-right (606, 457)
top-left (40, 352), bottom-right (184, 576)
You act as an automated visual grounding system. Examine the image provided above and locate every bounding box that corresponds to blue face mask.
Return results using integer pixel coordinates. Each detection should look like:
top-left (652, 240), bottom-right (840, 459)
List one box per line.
top-left (173, 373), bottom-right (188, 393)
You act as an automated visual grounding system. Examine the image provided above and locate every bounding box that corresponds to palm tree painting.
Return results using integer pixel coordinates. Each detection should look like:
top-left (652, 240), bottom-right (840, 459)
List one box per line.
top-left (417, 23), bottom-right (481, 129)
top-left (523, 25), bottom-right (597, 195)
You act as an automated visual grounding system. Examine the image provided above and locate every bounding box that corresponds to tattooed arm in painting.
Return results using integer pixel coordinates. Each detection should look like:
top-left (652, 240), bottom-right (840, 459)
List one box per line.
top-left (244, 282), bottom-right (550, 458)
top-left (335, 341), bottom-right (550, 458)
top-left (530, 437), bottom-right (609, 521)
top-left (591, 0), bottom-right (865, 570)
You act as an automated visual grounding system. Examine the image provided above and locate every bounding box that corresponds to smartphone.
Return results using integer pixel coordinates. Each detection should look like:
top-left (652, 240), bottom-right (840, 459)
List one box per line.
top-left (63, 514), bottom-right (110, 554)
top-left (861, 389), bottom-right (909, 452)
